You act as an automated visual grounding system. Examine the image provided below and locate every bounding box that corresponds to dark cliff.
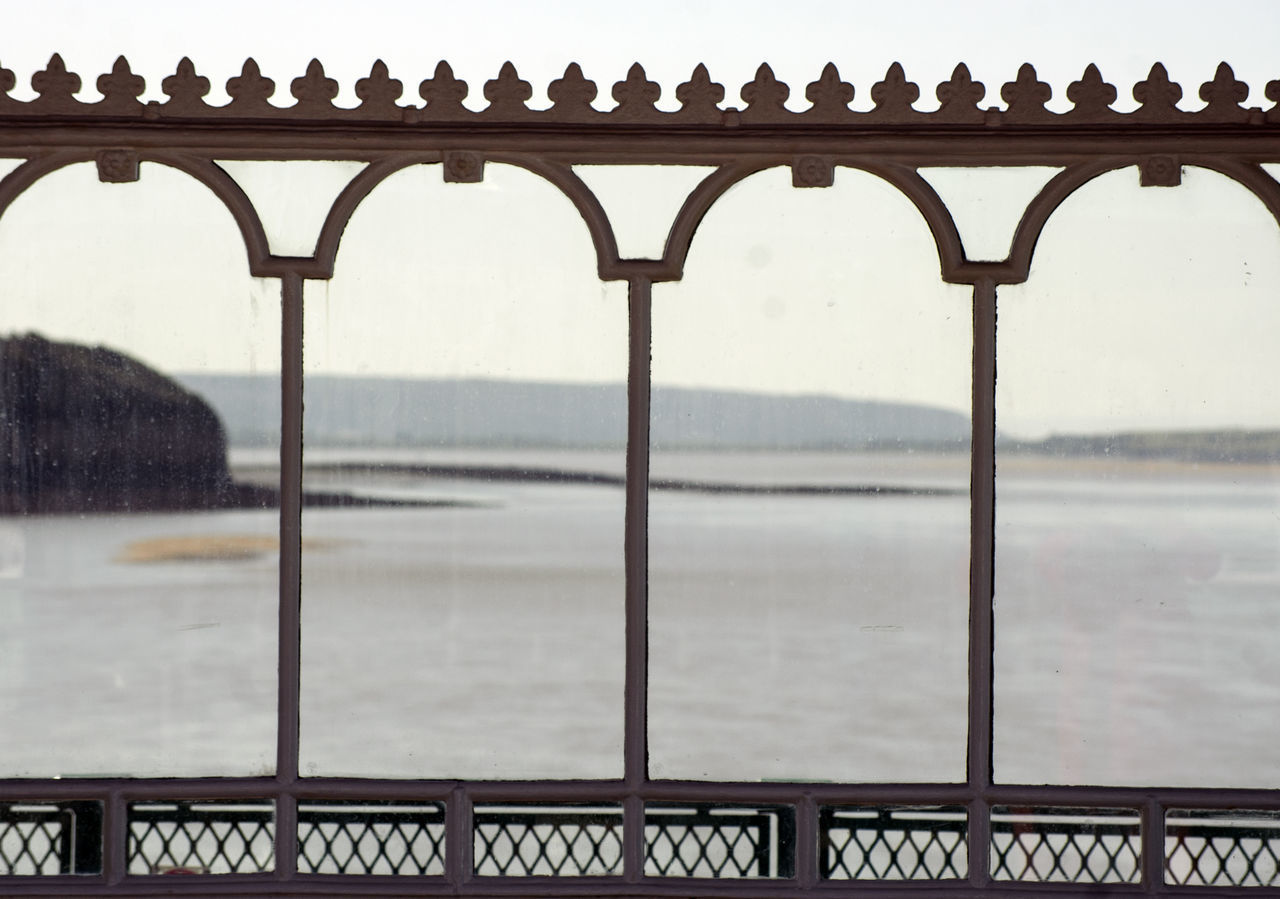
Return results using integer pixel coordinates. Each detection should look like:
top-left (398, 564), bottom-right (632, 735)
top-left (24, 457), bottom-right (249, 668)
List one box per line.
top-left (0, 333), bottom-right (242, 513)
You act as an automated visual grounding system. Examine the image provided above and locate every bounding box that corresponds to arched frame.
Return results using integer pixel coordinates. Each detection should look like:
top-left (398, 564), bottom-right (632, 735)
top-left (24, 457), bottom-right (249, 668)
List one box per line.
top-left (1, 55), bottom-right (1279, 898)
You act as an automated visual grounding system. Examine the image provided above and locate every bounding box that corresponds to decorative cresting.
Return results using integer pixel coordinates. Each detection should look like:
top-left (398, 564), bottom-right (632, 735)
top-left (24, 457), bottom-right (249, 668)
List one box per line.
top-left (3, 55), bottom-right (1279, 125)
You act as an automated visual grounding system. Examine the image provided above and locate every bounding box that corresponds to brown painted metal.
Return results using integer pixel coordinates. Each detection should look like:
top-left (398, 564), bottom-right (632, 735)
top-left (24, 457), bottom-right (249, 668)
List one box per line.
top-left (1, 57), bottom-right (1279, 897)
top-left (624, 275), bottom-right (653, 884)
top-left (968, 277), bottom-right (997, 890)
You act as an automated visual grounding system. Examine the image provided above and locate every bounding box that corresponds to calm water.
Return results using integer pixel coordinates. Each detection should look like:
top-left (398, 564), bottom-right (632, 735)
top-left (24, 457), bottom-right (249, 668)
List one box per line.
top-left (1, 450), bottom-right (1277, 787)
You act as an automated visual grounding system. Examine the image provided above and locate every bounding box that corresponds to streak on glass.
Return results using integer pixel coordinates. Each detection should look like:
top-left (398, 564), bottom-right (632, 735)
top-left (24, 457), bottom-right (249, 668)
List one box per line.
top-left (994, 166), bottom-right (1280, 787)
top-left (648, 165), bottom-right (972, 783)
top-left (0, 161), bottom-right (278, 777)
top-left (572, 165), bottom-right (716, 259)
top-left (917, 167), bottom-right (1063, 262)
top-left (216, 160), bottom-right (367, 257)
top-left (299, 162), bottom-right (627, 779)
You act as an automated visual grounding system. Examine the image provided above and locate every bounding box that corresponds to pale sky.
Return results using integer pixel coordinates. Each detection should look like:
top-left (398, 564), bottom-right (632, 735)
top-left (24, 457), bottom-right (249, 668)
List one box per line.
top-left (2, 1), bottom-right (1279, 438)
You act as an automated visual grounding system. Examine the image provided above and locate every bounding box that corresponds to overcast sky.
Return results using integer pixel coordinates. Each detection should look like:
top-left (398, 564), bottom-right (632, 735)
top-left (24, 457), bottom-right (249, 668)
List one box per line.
top-left (2, 1), bottom-right (1279, 437)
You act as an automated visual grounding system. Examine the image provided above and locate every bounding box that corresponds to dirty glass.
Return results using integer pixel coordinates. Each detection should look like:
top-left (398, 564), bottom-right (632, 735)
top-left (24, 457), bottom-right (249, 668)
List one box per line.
top-left (648, 165), bottom-right (971, 782)
top-left (298, 162), bottom-right (627, 779)
top-left (994, 166), bottom-right (1280, 787)
top-left (0, 161), bottom-right (279, 777)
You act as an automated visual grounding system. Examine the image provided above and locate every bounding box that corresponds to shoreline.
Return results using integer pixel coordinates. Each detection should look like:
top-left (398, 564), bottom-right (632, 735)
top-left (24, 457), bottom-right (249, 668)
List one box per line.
top-left (302, 462), bottom-right (964, 497)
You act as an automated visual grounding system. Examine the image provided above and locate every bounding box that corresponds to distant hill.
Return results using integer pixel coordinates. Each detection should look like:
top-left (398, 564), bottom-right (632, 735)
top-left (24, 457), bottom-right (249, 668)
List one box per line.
top-left (1000, 429), bottom-right (1280, 464)
top-left (175, 374), bottom-right (972, 451)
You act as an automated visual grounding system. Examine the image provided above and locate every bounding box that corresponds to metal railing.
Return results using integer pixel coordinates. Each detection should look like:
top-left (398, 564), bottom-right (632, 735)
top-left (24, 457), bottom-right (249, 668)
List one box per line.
top-left (9, 800), bottom-right (1280, 886)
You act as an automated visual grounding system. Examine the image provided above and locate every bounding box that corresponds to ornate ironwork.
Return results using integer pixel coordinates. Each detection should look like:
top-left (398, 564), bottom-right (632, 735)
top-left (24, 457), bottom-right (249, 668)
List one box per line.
top-left (127, 802), bottom-right (274, 875)
top-left (0, 56), bottom-right (1278, 898)
top-left (821, 807), bottom-right (968, 880)
top-left (0, 56), bottom-right (1276, 126)
top-left (298, 803), bottom-right (445, 876)
top-left (989, 808), bottom-right (1141, 884)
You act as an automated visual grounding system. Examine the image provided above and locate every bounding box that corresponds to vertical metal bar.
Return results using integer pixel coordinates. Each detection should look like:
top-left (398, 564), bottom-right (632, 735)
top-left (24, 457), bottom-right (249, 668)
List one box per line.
top-left (275, 272), bottom-right (304, 880)
top-left (101, 790), bottom-right (125, 884)
top-left (57, 806), bottom-right (72, 875)
top-left (71, 801), bottom-right (102, 875)
top-left (624, 275), bottom-right (653, 882)
top-left (795, 796), bottom-right (819, 886)
top-left (1143, 798), bottom-right (1165, 892)
top-left (445, 785), bottom-right (472, 885)
top-left (968, 277), bottom-right (997, 889)
top-left (757, 815), bottom-right (770, 878)
top-left (775, 805), bottom-right (798, 879)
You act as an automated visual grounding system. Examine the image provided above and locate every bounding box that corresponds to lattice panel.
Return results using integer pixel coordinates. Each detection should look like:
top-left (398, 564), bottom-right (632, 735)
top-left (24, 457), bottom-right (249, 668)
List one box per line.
top-left (822, 807), bottom-right (967, 880)
top-left (0, 802), bottom-right (100, 876)
top-left (1166, 812), bottom-right (1280, 886)
top-left (473, 807), bottom-right (622, 876)
top-left (644, 806), bottom-right (793, 878)
top-left (127, 802), bottom-right (274, 875)
top-left (298, 804), bottom-right (445, 875)
top-left (990, 808), bottom-right (1140, 884)
top-left (0, 810), bottom-right (64, 876)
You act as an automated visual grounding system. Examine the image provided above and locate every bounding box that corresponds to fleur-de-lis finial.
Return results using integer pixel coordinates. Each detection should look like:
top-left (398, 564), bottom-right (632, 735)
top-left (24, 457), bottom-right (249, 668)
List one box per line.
top-left (0, 60), bottom-right (15, 111)
top-left (611, 63), bottom-right (661, 119)
top-left (161, 58), bottom-right (211, 114)
top-left (934, 63), bottom-right (984, 123)
top-left (1133, 63), bottom-right (1183, 122)
top-left (804, 63), bottom-right (855, 121)
top-left (354, 60), bottom-right (403, 119)
top-left (869, 62), bottom-right (920, 121)
top-left (419, 61), bottom-right (468, 119)
top-left (548, 63), bottom-right (597, 119)
top-left (1199, 62), bottom-right (1249, 122)
top-left (483, 61), bottom-right (533, 118)
top-left (1001, 63), bottom-right (1053, 122)
top-left (226, 59), bottom-right (276, 114)
top-left (96, 56), bottom-right (145, 114)
top-left (1065, 64), bottom-right (1117, 119)
top-left (31, 53), bottom-right (81, 110)
top-left (675, 64), bottom-right (724, 123)
top-left (740, 63), bottom-right (790, 122)
top-left (291, 59), bottom-right (339, 113)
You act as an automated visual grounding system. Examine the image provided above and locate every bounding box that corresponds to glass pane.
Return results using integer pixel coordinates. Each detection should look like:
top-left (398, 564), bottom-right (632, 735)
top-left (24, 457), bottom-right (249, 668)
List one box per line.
top-left (648, 165), bottom-right (971, 782)
top-left (1166, 809), bottom-right (1280, 887)
top-left (0, 161), bottom-right (278, 777)
top-left (0, 159), bottom-right (26, 181)
top-left (299, 162), bottom-right (627, 779)
top-left (217, 160), bottom-right (366, 257)
top-left (990, 807), bottom-right (1140, 883)
top-left (473, 804), bottom-right (622, 876)
top-left (0, 801), bottom-right (102, 875)
top-left (821, 806), bottom-right (967, 880)
top-left (128, 801), bottom-right (274, 874)
top-left (645, 804), bottom-right (794, 878)
top-left (573, 165), bottom-right (716, 259)
top-left (917, 166), bottom-right (1063, 262)
top-left (297, 801), bottom-right (446, 875)
top-left (994, 166), bottom-right (1280, 787)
